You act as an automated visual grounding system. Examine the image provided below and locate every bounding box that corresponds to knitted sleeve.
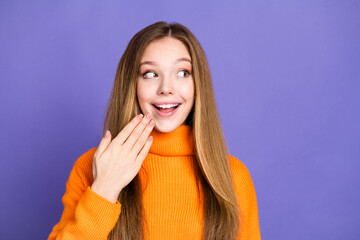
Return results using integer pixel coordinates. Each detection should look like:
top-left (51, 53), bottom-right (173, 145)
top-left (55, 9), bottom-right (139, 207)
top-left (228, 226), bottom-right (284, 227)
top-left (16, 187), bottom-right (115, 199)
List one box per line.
top-left (228, 155), bottom-right (261, 240)
top-left (47, 147), bottom-right (121, 240)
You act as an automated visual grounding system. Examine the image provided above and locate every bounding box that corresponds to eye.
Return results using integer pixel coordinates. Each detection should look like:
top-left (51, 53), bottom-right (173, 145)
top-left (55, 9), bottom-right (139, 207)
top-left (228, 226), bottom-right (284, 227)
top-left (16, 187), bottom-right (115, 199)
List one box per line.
top-left (143, 71), bottom-right (158, 79)
top-left (177, 70), bottom-right (191, 78)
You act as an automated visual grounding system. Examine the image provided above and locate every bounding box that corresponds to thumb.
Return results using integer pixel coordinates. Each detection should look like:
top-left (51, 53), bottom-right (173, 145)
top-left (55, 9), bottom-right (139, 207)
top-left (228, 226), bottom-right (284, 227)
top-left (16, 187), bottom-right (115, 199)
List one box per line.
top-left (93, 130), bottom-right (112, 178)
top-left (95, 130), bottom-right (112, 157)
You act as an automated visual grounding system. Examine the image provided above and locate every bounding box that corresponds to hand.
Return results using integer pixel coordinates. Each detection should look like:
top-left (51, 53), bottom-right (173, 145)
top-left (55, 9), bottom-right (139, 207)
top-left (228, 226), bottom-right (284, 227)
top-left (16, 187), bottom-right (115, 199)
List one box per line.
top-left (91, 113), bottom-right (155, 203)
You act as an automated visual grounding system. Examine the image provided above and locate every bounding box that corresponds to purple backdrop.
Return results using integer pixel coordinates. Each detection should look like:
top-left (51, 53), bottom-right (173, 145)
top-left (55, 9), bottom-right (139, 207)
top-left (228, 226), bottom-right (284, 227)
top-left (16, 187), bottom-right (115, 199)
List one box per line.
top-left (1, 0), bottom-right (359, 239)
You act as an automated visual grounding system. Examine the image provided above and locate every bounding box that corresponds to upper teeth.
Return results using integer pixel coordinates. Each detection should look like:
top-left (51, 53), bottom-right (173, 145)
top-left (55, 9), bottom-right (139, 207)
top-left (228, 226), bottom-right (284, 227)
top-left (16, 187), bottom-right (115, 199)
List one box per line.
top-left (155, 104), bottom-right (179, 109)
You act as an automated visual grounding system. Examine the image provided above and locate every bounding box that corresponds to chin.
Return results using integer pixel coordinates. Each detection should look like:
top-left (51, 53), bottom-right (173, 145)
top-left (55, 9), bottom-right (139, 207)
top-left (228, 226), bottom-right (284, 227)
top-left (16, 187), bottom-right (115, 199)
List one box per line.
top-left (153, 121), bottom-right (181, 133)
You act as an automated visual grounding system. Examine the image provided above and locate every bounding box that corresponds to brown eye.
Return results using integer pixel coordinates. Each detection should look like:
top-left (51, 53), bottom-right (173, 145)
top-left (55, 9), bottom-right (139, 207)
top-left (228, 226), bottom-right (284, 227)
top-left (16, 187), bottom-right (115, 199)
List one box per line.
top-left (143, 72), bottom-right (158, 79)
top-left (177, 70), bottom-right (190, 78)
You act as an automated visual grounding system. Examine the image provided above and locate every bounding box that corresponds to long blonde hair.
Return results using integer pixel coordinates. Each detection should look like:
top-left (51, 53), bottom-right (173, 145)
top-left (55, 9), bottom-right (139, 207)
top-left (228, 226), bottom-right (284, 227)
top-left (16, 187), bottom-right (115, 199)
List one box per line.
top-left (103, 21), bottom-right (240, 240)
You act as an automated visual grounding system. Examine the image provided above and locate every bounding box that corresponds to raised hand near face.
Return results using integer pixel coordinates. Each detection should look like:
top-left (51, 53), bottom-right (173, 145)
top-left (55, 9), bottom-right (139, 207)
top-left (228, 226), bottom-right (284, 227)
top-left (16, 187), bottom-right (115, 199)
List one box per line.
top-left (91, 113), bottom-right (155, 203)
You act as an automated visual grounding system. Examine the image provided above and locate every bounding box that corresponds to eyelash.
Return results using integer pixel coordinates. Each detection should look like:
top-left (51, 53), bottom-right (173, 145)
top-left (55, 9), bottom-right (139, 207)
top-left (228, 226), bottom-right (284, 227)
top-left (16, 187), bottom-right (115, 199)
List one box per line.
top-left (141, 69), bottom-right (191, 79)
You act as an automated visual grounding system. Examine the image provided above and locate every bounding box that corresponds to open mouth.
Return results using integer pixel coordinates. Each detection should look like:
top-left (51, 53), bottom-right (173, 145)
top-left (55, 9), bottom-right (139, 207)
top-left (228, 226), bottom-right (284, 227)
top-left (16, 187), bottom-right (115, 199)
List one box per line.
top-left (152, 103), bottom-right (181, 113)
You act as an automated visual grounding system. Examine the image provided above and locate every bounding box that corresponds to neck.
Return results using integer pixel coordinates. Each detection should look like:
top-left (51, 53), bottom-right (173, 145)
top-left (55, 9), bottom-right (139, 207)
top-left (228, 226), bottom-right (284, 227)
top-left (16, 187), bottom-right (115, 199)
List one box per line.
top-left (149, 124), bottom-right (194, 156)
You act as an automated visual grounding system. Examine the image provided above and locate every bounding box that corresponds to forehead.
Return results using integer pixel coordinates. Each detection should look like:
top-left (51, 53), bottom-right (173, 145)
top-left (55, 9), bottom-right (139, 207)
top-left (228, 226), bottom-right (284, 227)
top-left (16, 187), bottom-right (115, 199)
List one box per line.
top-left (140, 37), bottom-right (191, 63)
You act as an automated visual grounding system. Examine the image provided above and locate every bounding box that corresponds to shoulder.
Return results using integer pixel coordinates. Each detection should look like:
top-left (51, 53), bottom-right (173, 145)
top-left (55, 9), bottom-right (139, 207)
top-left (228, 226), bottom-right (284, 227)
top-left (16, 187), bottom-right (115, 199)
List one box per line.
top-left (228, 155), bottom-right (252, 181)
top-left (227, 154), bottom-right (257, 200)
top-left (72, 147), bottom-right (98, 169)
top-left (228, 155), bottom-right (261, 238)
top-left (67, 147), bottom-right (98, 192)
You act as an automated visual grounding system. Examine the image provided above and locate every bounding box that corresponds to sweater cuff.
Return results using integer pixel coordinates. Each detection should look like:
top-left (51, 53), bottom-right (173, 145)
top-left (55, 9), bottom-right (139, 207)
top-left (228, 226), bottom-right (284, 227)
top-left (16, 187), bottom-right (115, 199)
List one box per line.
top-left (74, 186), bottom-right (121, 238)
top-left (87, 186), bottom-right (121, 207)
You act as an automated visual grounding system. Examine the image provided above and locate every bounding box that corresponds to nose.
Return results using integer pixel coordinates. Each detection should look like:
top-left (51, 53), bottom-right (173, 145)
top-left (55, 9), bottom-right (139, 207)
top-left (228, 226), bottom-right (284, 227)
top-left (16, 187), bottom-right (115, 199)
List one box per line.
top-left (157, 76), bottom-right (174, 95)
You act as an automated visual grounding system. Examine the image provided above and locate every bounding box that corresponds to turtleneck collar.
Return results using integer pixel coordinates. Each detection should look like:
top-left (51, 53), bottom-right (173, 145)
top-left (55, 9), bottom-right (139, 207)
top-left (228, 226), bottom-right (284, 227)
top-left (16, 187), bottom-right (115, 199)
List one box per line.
top-left (149, 124), bottom-right (194, 156)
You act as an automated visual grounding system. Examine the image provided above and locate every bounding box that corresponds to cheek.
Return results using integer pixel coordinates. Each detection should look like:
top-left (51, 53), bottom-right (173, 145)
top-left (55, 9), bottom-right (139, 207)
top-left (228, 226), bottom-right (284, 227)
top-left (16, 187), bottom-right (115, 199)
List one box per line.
top-left (182, 81), bottom-right (195, 103)
top-left (136, 83), bottom-right (147, 111)
top-left (137, 83), bottom-right (149, 103)
top-left (137, 82), bottom-right (157, 115)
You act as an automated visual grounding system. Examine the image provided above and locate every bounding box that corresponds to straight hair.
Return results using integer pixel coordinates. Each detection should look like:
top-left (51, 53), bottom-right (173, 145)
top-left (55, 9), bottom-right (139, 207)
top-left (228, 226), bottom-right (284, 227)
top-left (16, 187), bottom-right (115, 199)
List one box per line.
top-left (103, 21), bottom-right (240, 240)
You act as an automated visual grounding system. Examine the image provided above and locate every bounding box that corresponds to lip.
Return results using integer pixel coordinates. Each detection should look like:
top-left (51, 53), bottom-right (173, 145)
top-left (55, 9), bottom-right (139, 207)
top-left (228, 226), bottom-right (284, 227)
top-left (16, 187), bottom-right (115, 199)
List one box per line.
top-left (152, 101), bottom-right (182, 105)
top-left (152, 103), bottom-right (182, 118)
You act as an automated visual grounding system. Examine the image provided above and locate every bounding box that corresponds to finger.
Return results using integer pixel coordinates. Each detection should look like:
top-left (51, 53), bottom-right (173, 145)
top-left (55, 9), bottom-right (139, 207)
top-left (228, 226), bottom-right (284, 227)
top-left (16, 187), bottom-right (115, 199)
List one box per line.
top-left (131, 119), bottom-right (155, 153)
top-left (112, 114), bottom-right (144, 145)
top-left (92, 158), bottom-right (97, 179)
top-left (135, 135), bottom-right (153, 166)
top-left (93, 130), bottom-right (112, 160)
top-left (123, 113), bottom-right (152, 148)
top-left (93, 130), bottom-right (111, 179)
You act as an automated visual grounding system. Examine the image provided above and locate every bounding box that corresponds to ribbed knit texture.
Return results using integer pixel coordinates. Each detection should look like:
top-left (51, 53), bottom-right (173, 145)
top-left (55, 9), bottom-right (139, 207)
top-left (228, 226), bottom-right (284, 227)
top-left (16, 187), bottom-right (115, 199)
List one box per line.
top-left (48, 125), bottom-right (261, 240)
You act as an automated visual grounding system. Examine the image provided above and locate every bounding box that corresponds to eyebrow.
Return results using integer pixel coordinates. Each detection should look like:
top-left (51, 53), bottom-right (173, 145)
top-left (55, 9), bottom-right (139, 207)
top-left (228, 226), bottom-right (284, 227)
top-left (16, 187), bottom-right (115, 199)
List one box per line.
top-left (139, 57), bottom-right (192, 67)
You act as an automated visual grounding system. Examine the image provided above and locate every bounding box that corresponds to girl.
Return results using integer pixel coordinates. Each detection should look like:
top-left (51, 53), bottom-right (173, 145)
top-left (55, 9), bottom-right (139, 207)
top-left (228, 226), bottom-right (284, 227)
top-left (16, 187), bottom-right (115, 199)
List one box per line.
top-left (48, 21), bottom-right (261, 240)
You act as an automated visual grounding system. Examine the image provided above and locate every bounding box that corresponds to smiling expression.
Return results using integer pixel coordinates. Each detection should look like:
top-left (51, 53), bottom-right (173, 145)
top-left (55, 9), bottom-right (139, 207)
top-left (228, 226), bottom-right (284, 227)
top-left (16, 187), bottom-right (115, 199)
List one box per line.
top-left (137, 37), bottom-right (195, 133)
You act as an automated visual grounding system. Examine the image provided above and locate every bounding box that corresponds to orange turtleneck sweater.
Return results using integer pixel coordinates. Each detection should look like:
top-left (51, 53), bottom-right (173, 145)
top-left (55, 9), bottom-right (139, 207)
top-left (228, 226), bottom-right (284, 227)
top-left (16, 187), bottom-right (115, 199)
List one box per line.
top-left (48, 125), bottom-right (261, 240)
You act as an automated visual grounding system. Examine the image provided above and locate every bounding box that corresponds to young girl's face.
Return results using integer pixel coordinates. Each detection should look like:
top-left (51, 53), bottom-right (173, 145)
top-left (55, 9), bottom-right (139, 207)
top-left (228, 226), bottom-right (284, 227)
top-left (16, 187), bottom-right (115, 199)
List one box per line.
top-left (137, 37), bottom-right (195, 133)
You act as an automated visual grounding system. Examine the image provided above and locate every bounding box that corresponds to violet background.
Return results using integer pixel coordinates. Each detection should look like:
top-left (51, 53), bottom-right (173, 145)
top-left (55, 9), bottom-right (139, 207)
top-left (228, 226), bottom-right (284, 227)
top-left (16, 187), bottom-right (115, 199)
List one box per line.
top-left (1, 0), bottom-right (359, 239)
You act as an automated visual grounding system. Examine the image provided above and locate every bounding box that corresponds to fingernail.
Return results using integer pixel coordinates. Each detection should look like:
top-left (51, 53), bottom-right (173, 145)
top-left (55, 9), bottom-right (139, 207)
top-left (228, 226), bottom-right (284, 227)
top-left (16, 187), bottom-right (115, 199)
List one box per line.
top-left (146, 113), bottom-right (152, 119)
top-left (137, 114), bottom-right (143, 119)
top-left (148, 136), bottom-right (153, 142)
